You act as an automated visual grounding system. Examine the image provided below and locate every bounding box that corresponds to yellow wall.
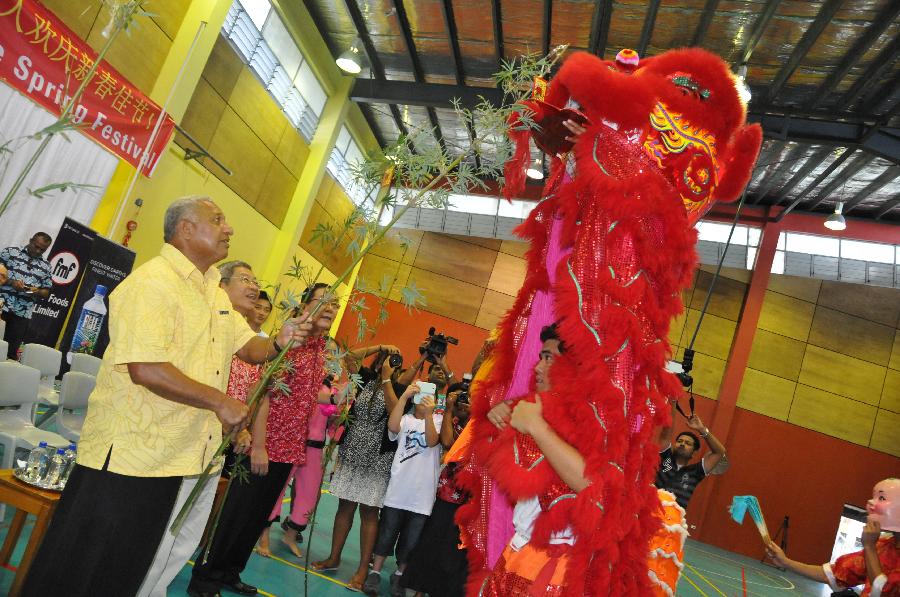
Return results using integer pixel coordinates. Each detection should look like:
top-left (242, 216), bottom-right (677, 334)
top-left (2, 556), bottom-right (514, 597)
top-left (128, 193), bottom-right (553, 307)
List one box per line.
top-left (100, 143), bottom-right (280, 273)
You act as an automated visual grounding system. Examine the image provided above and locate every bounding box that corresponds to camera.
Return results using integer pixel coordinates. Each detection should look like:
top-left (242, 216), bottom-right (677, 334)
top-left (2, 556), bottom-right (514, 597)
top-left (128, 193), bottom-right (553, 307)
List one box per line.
top-left (419, 326), bottom-right (459, 364)
top-left (666, 349), bottom-right (695, 388)
top-left (457, 372), bottom-right (473, 405)
top-left (388, 353), bottom-right (403, 369)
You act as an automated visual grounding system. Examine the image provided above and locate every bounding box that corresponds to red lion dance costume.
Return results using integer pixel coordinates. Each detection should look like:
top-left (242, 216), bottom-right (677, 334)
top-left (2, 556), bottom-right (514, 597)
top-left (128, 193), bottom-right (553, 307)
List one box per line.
top-left (455, 48), bottom-right (762, 596)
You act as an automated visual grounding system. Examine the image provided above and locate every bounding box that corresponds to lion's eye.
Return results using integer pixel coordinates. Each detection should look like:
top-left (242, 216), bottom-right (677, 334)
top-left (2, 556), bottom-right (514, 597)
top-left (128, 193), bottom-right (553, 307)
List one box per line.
top-left (669, 72), bottom-right (711, 100)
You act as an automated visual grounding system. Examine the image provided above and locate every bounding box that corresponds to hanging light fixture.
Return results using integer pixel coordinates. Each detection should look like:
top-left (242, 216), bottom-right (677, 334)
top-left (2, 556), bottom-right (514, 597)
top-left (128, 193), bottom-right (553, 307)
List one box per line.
top-left (824, 201), bottom-right (846, 231)
top-left (336, 38), bottom-right (362, 74)
top-left (526, 157), bottom-right (544, 180)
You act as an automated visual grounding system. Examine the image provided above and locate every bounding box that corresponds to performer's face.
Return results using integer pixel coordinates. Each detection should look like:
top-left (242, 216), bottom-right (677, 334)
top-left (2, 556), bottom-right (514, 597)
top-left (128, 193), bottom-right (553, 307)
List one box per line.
top-left (867, 478), bottom-right (900, 532)
top-left (534, 339), bottom-right (561, 393)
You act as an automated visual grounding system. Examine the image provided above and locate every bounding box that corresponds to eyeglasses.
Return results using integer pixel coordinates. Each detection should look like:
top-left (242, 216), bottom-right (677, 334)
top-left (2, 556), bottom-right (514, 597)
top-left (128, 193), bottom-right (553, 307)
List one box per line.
top-left (224, 275), bottom-right (259, 288)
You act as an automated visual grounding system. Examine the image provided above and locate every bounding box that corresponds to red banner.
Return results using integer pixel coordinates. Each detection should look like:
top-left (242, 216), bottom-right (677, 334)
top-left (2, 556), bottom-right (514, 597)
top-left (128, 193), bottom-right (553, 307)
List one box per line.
top-left (0, 0), bottom-right (175, 176)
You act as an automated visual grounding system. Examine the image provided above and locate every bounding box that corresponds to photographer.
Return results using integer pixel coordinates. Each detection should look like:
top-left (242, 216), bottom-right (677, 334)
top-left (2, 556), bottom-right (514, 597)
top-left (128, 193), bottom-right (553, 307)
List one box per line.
top-left (405, 328), bottom-right (460, 393)
top-left (312, 345), bottom-right (405, 592)
top-left (403, 381), bottom-right (472, 597)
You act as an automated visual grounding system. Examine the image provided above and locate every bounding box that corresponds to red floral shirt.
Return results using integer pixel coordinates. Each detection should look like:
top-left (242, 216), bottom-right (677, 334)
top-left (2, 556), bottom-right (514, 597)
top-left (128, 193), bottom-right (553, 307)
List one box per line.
top-left (827, 536), bottom-right (900, 597)
top-left (226, 356), bottom-right (261, 403)
top-left (265, 337), bottom-right (326, 465)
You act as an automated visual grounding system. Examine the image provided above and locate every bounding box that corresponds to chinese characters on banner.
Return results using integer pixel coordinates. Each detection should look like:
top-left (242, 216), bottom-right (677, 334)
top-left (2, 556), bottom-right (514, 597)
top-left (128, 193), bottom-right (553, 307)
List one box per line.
top-left (0, 0), bottom-right (175, 176)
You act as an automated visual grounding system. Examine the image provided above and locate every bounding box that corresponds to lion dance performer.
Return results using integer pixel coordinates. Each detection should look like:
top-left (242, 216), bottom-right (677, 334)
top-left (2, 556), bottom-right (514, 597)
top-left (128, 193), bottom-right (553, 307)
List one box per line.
top-left (454, 47), bottom-right (762, 595)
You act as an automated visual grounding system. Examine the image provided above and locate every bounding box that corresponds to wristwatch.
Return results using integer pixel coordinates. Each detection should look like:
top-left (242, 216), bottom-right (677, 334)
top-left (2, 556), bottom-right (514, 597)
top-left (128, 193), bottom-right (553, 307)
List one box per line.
top-left (701, 428), bottom-right (710, 438)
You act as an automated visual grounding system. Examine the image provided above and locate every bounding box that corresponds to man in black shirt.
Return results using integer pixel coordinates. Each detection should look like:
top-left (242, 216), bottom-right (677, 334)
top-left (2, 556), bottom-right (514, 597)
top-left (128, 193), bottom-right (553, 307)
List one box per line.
top-left (655, 404), bottom-right (727, 510)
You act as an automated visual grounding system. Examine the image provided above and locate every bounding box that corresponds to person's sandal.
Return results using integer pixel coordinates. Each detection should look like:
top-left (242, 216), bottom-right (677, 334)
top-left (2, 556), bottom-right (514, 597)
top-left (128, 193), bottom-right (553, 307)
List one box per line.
top-left (345, 570), bottom-right (367, 592)
top-left (311, 559), bottom-right (340, 572)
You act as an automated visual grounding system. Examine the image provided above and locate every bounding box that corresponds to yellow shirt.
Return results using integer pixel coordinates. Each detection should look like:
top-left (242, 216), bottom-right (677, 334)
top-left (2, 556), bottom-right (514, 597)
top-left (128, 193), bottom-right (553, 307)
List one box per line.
top-left (77, 244), bottom-right (257, 477)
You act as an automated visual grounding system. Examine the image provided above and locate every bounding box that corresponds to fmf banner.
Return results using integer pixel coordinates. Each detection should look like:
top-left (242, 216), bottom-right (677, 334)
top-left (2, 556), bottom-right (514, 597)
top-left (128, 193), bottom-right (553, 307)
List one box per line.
top-left (25, 217), bottom-right (95, 347)
top-left (0, 0), bottom-right (175, 175)
top-left (59, 234), bottom-right (134, 365)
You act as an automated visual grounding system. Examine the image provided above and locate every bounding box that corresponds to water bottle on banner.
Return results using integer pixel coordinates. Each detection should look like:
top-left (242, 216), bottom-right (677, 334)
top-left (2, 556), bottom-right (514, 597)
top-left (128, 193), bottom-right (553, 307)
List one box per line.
top-left (66, 284), bottom-right (108, 364)
top-left (43, 448), bottom-right (68, 489)
top-left (23, 441), bottom-right (51, 483)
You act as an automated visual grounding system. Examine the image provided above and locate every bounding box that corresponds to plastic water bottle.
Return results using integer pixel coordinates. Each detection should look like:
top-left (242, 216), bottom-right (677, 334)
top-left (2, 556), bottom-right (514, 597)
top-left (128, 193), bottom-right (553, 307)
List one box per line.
top-left (24, 442), bottom-right (50, 483)
top-left (60, 443), bottom-right (77, 487)
top-left (66, 284), bottom-right (108, 364)
top-left (43, 448), bottom-right (67, 489)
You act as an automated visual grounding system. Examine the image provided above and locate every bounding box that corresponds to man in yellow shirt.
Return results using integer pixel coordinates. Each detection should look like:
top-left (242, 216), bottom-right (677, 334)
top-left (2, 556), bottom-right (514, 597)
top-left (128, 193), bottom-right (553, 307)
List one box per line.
top-left (22, 196), bottom-right (312, 597)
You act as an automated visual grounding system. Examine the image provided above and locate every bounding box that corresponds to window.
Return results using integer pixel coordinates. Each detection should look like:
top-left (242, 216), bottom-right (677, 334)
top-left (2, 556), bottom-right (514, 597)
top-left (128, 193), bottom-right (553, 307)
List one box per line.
top-left (222, 1), bottom-right (327, 142)
top-left (327, 126), bottom-right (378, 211)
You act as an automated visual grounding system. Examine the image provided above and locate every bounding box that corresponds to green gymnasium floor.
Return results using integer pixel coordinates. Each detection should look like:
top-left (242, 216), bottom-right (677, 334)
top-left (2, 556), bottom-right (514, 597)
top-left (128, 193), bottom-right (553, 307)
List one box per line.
top-left (0, 480), bottom-right (835, 596)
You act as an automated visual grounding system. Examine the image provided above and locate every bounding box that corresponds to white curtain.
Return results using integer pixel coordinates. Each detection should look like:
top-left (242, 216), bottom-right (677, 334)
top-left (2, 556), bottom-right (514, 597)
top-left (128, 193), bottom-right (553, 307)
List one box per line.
top-left (0, 83), bottom-right (118, 249)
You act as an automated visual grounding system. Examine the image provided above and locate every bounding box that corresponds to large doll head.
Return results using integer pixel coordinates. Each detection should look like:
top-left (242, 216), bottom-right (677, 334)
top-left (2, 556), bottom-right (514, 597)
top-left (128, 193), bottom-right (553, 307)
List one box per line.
top-left (531, 48), bottom-right (763, 226)
top-left (867, 478), bottom-right (900, 532)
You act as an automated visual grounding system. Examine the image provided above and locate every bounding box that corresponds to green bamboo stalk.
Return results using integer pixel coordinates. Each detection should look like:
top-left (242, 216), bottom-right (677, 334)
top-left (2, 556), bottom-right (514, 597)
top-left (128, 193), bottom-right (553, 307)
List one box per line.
top-left (0, 1), bottom-right (141, 220)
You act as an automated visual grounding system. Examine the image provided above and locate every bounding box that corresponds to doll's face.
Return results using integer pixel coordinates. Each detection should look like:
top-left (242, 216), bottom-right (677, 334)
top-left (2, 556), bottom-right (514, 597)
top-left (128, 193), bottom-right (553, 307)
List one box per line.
top-left (866, 478), bottom-right (900, 531)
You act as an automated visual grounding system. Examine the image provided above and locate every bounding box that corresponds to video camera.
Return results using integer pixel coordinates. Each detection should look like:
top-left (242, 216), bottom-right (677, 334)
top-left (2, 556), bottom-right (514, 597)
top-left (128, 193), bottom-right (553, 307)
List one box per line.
top-left (419, 326), bottom-right (459, 364)
top-left (665, 348), bottom-right (695, 388)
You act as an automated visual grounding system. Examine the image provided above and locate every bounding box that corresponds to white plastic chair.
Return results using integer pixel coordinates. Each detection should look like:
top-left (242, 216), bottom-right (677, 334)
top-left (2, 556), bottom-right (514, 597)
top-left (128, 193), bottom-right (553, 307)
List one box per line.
top-left (0, 362), bottom-right (68, 471)
top-left (20, 343), bottom-right (62, 406)
top-left (56, 371), bottom-right (95, 443)
top-left (0, 339), bottom-right (7, 361)
top-left (0, 319), bottom-right (5, 343)
top-left (70, 353), bottom-right (102, 377)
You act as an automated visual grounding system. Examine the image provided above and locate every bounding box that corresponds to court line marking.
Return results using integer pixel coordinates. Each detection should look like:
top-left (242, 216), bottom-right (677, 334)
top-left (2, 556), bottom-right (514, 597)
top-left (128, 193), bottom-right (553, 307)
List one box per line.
top-left (680, 570), bottom-right (710, 597)
top-left (685, 562), bottom-right (727, 597)
top-left (687, 546), bottom-right (795, 589)
top-left (186, 560), bottom-right (277, 597)
top-left (265, 552), bottom-right (352, 589)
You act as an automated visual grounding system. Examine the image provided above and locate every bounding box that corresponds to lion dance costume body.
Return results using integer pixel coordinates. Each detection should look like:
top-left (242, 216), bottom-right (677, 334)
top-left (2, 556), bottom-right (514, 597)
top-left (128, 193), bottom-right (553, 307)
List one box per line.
top-left (454, 48), bottom-right (762, 596)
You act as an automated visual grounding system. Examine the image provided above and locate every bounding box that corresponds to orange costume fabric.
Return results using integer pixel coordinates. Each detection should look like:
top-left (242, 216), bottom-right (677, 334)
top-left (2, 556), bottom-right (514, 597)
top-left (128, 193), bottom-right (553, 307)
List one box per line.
top-left (456, 48), bottom-right (761, 596)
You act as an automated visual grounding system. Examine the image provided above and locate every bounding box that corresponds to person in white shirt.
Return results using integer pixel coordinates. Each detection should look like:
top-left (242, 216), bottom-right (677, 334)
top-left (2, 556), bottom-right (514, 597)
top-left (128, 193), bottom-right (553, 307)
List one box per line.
top-left (363, 383), bottom-right (442, 597)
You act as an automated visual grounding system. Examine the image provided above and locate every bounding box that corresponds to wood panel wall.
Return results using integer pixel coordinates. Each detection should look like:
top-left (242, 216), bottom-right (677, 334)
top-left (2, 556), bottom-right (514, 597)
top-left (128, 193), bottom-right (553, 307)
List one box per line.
top-left (175, 36), bottom-right (308, 227)
top-left (738, 275), bottom-right (900, 457)
top-left (42, 0), bottom-right (188, 93)
top-left (355, 229), bottom-right (529, 330)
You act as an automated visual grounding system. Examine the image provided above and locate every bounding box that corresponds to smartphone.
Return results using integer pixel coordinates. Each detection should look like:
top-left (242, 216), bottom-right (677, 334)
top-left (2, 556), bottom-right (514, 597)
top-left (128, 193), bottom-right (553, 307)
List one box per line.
top-left (413, 381), bottom-right (436, 405)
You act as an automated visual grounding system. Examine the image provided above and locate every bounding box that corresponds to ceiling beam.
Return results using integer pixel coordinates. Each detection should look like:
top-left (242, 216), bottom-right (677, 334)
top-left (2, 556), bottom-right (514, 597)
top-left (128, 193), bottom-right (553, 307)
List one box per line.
top-left (843, 165), bottom-right (900, 213)
top-left (737, 0), bottom-right (780, 66)
top-left (637, 0), bottom-right (661, 58)
top-left (770, 147), bottom-right (834, 205)
top-left (588, 0), bottom-right (613, 58)
top-left (542, 0), bottom-right (552, 57)
top-left (837, 33), bottom-right (900, 109)
top-left (862, 73), bottom-right (900, 115)
top-left (339, 0), bottom-right (409, 141)
top-left (390, 0), bottom-right (449, 154)
top-left (753, 144), bottom-right (806, 203)
top-left (874, 196), bottom-right (900, 219)
top-left (690, 0), bottom-right (720, 48)
top-left (774, 148), bottom-right (854, 221)
top-left (439, 0), bottom-right (481, 168)
top-left (808, 1), bottom-right (900, 109)
top-left (349, 80), bottom-right (900, 163)
top-left (492, 0), bottom-right (504, 66)
top-left (806, 151), bottom-right (875, 210)
top-left (765, 0), bottom-right (843, 105)
top-left (359, 104), bottom-right (388, 148)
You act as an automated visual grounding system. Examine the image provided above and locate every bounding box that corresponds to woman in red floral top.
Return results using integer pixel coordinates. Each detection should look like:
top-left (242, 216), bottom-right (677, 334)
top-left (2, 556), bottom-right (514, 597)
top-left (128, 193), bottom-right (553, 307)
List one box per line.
top-left (190, 283), bottom-right (338, 597)
top-left (767, 478), bottom-right (900, 597)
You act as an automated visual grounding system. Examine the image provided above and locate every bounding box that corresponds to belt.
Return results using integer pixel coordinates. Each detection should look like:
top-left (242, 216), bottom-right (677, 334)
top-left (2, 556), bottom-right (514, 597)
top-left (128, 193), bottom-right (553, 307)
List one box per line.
top-left (306, 439), bottom-right (326, 449)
